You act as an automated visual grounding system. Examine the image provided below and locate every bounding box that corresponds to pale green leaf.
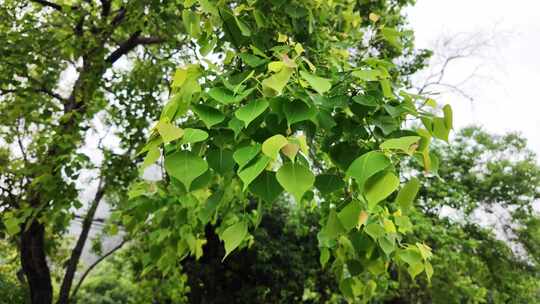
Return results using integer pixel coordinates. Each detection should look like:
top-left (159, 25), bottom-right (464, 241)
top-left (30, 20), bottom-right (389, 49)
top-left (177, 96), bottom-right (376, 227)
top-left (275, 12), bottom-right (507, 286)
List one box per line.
top-left (299, 70), bottom-right (332, 95)
top-left (380, 136), bottom-right (421, 155)
top-left (221, 220), bottom-right (248, 260)
top-left (164, 150), bottom-right (208, 190)
top-left (262, 134), bottom-right (288, 160)
top-left (337, 200), bottom-right (362, 231)
top-left (396, 178), bottom-right (420, 212)
top-left (233, 144), bottom-right (261, 170)
top-left (276, 162), bottom-right (315, 202)
top-left (352, 69), bottom-right (383, 81)
top-left (156, 121), bottom-right (184, 143)
top-left (181, 128), bottom-right (208, 144)
top-left (238, 155), bottom-right (270, 191)
top-left (262, 67), bottom-right (294, 96)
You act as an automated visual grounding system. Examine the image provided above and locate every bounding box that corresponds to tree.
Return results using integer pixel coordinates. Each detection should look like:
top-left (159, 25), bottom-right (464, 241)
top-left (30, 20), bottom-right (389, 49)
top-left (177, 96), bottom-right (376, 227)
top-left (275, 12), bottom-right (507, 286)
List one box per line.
top-left (383, 127), bottom-right (540, 303)
top-left (1, 1), bottom-right (451, 303)
top-left (124, 1), bottom-right (452, 303)
top-left (1, 1), bottom-right (186, 303)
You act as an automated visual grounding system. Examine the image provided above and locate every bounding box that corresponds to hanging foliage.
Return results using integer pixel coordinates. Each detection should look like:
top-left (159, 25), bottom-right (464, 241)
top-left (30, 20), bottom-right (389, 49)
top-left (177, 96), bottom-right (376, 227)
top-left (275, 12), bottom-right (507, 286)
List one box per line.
top-left (124, 0), bottom-right (452, 301)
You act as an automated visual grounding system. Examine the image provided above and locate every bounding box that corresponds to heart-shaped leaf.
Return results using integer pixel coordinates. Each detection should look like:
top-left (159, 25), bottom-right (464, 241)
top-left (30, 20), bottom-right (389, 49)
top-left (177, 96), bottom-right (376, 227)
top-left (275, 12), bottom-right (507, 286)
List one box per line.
top-left (164, 150), bottom-right (208, 190)
top-left (238, 155), bottom-right (270, 191)
top-left (249, 171), bottom-right (283, 203)
top-left (220, 220), bottom-right (248, 260)
top-left (235, 99), bottom-right (269, 127)
top-left (193, 104), bottom-right (225, 128)
top-left (276, 162), bottom-right (315, 202)
top-left (346, 151), bottom-right (391, 190)
top-left (299, 70), bottom-right (332, 95)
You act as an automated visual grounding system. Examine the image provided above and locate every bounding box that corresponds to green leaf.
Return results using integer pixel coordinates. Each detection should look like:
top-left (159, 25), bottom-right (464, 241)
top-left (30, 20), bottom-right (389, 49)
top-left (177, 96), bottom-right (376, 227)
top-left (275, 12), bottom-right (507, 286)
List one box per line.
top-left (276, 162), bottom-right (315, 202)
top-left (221, 220), bottom-right (248, 260)
top-left (364, 223), bottom-right (385, 240)
top-left (425, 261), bottom-right (434, 282)
top-left (399, 248), bottom-right (423, 266)
top-left (365, 171), bottom-right (400, 207)
top-left (262, 67), bottom-right (294, 96)
top-left (182, 10), bottom-right (201, 38)
top-left (207, 87), bottom-right (237, 104)
top-left (181, 128), bottom-right (208, 144)
top-left (156, 121), bottom-right (184, 143)
top-left (249, 171), bottom-right (283, 203)
top-left (262, 134), bottom-right (288, 160)
top-left (192, 104), bottom-right (225, 128)
top-left (207, 148), bottom-right (235, 174)
top-left (234, 99), bottom-right (269, 127)
top-left (352, 69), bottom-right (384, 81)
top-left (234, 16), bottom-right (251, 36)
top-left (199, 190), bottom-right (223, 224)
top-left (352, 94), bottom-right (378, 107)
top-left (164, 151), bottom-right (208, 190)
top-left (381, 27), bottom-right (402, 51)
top-left (408, 262), bottom-right (424, 279)
top-left (338, 200), bottom-right (362, 231)
top-left (380, 79), bottom-right (394, 99)
top-left (315, 174), bottom-right (345, 195)
top-left (141, 146), bottom-right (160, 170)
top-left (379, 235), bottom-right (396, 255)
top-left (299, 70), bottom-right (332, 95)
top-left (238, 155), bottom-right (270, 191)
top-left (346, 151), bottom-right (391, 190)
top-left (3, 217), bottom-right (20, 235)
top-left (320, 248), bottom-right (330, 268)
top-left (432, 117), bottom-right (450, 142)
top-left (443, 104), bottom-right (453, 129)
top-left (283, 100), bottom-right (317, 126)
top-left (228, 117), bottom-right (244, 138)
top-left (238, 53), bottom-right (266, 67)
top-left (396, 178), bottom-right (420, 212)
top-left (233, 144), bottom-right (261, 170)
top-left (380, 136), bottom-right (421, 155)
top-left (324, 210), bottom-right (346, 239)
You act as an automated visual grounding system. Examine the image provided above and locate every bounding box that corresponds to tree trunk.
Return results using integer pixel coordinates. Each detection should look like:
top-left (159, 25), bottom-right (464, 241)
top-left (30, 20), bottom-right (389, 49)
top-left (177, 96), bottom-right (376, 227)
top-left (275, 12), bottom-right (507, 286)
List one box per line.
top-left (20, 220), bottom-right (53, 304)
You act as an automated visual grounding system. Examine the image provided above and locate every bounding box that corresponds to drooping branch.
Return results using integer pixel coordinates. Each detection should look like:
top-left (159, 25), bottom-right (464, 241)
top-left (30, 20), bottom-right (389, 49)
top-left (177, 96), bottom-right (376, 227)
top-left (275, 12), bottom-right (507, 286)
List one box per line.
top-left (70, 239), bottom-right (127, 300)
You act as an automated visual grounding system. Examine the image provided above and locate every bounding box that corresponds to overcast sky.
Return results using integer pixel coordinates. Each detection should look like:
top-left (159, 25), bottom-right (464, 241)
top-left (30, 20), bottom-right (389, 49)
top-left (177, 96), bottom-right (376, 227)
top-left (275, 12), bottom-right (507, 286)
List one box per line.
top-left (407, 0), bottom-right (540, 156)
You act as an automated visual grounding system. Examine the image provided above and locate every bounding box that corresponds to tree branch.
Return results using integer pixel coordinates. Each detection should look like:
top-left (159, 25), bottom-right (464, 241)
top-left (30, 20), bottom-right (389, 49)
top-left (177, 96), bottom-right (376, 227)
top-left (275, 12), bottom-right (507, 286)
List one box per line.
top-left (70, 239), bottom-right (127, 300)
top-left (57, 177), bottom-right (106, 304)
top-left (105, 32), bottom-right (165, 64)
top-left (29, 0), bottom-right (63, 11)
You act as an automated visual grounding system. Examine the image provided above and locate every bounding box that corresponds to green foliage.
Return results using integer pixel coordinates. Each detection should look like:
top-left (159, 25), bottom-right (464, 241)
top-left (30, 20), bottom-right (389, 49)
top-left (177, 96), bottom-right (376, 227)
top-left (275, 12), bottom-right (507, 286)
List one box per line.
top-left (123, 1), bottom-right (453, 301)
top-left (0, 240), bottom-right (28, 304)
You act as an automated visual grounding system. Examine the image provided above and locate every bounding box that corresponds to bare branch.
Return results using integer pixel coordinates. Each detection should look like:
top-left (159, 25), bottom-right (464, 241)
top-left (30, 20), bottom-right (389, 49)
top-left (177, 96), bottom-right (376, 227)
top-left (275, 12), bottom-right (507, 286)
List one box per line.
top-left (57, 176), bottom-right (107, 304)
top-left (70, 239), bottom-right (127, 300)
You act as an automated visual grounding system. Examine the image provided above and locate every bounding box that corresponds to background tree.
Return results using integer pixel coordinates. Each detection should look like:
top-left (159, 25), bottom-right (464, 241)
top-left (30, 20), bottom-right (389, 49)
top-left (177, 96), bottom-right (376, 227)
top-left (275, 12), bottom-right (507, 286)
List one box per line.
top-left (0, 1), bottom-right (188, 303)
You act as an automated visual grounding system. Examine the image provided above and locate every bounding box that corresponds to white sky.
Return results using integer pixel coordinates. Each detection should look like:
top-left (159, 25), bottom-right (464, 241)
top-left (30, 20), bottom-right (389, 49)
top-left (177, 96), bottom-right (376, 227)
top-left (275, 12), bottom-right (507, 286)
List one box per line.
top-left (407, 0), bottom-right (540, 155)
